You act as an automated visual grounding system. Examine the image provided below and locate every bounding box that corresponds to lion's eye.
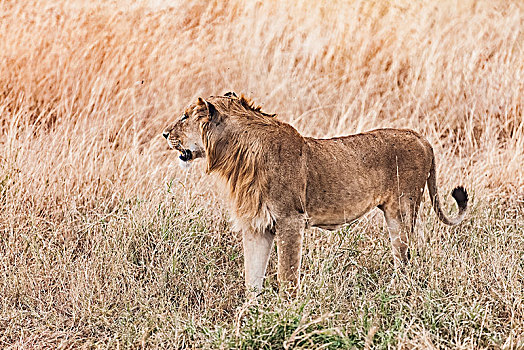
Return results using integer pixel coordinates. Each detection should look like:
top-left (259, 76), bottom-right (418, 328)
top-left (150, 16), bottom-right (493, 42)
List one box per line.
top-left (180, 113), bottom-right (189, 122)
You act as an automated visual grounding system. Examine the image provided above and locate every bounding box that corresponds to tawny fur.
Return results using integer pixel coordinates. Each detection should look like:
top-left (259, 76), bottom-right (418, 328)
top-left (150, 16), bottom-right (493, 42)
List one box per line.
top-left (163, 93), bottom-right (468, 296)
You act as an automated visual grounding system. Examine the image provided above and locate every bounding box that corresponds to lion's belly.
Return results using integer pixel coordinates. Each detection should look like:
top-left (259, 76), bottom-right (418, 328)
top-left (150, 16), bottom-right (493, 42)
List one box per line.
top-left (306, 193), bottom-right (379, 230)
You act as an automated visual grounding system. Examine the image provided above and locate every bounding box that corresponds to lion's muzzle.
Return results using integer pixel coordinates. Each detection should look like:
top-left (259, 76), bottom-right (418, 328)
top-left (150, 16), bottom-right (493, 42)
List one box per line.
top-left (165, 137), bottom-right (194, 162)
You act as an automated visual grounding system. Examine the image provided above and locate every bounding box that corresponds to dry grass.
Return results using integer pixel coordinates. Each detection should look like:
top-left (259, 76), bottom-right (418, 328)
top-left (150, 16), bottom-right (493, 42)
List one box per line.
top-left (0, 0), bottom-right (523, 348)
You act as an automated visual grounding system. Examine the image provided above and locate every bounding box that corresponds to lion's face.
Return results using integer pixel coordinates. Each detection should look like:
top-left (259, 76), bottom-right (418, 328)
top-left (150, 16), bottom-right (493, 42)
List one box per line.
top-left (162, 98), bottom-right (212, 168)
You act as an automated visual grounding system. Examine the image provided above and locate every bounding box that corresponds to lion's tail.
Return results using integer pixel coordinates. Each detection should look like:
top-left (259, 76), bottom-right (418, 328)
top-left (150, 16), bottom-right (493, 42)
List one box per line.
top-left (427, 157), bottom-right (468, 226)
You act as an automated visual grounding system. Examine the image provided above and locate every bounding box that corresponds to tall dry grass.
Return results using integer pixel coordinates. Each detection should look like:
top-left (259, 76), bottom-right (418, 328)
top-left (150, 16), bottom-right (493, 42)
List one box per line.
top-left (0, 0), bottom-right (523, 348)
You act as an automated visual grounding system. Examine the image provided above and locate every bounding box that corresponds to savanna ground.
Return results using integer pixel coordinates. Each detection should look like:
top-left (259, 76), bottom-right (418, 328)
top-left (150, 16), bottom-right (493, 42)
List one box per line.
top-left (0, 0), bottom-right (523, 348)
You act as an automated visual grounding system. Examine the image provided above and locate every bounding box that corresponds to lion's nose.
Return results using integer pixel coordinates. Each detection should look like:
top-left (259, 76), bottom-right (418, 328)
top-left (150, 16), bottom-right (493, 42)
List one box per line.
top-left (162, 131), bottom-right (169, 139)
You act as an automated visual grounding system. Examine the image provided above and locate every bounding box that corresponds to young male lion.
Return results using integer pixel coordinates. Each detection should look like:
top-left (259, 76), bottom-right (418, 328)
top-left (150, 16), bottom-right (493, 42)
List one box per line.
top-left (162, 92), bottom-right (468, 296)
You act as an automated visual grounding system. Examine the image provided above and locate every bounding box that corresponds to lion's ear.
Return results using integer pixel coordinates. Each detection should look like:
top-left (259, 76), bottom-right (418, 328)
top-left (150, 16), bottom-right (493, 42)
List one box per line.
top-left (224, 91), bottom-right (237, 98)
top-left (197, 97), bottom-right (216, 121)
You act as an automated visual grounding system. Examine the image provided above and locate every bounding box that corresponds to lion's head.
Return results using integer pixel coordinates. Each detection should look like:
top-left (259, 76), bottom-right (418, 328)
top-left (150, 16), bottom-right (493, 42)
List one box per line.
top-left (162, 96), bottom-right (216, 168)
top-left (162, 92), bottom-right (276, 170)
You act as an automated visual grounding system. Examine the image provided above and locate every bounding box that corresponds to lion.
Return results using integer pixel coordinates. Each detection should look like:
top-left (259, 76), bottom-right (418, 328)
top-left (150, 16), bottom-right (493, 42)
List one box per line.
top-left (162, 92), bottom-right (468, 296)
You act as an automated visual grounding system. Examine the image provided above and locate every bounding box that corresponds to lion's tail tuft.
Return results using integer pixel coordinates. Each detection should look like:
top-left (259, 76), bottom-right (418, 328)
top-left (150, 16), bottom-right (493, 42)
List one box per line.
top-left (451, 186), bottom-right (468, 211)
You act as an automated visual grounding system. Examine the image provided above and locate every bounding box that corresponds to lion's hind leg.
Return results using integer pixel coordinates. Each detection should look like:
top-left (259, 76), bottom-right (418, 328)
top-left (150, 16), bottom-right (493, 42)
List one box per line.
top-left (380, 190), bottom-right (423, 266)
top-left (382, 205), bottom-right (409, 266)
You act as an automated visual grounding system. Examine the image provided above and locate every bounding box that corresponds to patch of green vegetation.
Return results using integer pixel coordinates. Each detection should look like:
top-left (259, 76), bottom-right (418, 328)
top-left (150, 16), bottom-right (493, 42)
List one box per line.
top-left (214, 299), bottom-right (361, 349)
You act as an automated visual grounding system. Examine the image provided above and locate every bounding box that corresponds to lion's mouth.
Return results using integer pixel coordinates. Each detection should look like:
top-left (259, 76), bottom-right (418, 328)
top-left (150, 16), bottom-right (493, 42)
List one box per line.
top-left (179, 149), bottom-right (193, 162)
top-left (168, 140), bottom-right (201, 163)
top-left (172, 143), bottom-right (193, 162)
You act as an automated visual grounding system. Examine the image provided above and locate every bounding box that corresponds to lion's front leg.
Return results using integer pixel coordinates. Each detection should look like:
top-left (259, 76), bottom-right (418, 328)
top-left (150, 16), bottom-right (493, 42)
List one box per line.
top-left (275, 217), bottom-right (305, 296)
top-left (243, 227), bottom-right (275, 297)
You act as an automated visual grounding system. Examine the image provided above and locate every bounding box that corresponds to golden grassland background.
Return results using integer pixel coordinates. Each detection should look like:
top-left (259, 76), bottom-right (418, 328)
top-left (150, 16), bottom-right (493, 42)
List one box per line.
top-left (0, 0), bottom-right (523, 348)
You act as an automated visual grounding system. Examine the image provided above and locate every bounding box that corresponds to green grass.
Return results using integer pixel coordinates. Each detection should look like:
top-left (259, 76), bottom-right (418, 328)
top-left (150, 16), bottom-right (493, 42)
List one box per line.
top-left (2, 189), bottom-right (522, 348)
